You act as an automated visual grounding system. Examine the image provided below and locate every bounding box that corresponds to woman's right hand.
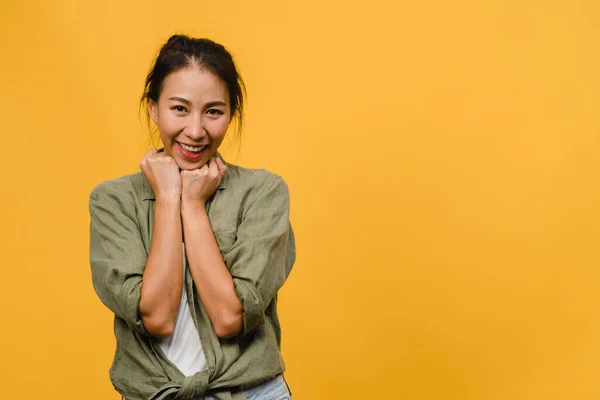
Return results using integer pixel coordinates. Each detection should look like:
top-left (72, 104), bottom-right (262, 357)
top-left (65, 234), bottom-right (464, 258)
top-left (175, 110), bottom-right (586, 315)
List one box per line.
top-left (140, 148), bottom-right (182, 200)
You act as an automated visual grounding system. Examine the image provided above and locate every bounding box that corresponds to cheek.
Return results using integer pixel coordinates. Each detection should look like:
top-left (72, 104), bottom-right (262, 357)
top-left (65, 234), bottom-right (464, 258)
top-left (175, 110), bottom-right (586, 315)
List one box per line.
top-left (157, 115), bottom-right (180, 139)
top-left (209, 118), bottom-right (230, 140)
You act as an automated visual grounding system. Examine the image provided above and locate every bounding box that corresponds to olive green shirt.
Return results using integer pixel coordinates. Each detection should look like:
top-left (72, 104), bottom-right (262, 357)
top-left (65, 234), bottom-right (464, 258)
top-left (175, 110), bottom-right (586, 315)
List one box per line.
top-left (89, 156), bottom-right (295, 400)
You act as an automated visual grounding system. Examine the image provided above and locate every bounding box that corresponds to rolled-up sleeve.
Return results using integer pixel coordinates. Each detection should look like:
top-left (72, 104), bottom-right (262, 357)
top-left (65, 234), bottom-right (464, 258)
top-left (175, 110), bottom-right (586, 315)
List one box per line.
top-left (89, 187), bottom-right (149, 336)
top-left (224, 173), bottom-right (295, 336)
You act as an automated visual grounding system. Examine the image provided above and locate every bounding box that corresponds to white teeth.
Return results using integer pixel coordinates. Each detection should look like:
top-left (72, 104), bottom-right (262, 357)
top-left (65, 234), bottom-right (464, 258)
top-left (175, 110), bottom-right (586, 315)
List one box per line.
top-left (180, 143), bottom-right (205, 152)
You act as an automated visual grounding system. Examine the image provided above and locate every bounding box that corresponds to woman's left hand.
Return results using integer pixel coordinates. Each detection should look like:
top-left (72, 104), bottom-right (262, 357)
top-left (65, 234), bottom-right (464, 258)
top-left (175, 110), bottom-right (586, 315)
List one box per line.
top-left (181, 157), bottom-right (228, 208)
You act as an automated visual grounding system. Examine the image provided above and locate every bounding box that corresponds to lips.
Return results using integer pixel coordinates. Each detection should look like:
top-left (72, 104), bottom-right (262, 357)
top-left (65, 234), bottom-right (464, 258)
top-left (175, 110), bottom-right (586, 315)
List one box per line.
top-left (176, 142), bottom-right (208, 159)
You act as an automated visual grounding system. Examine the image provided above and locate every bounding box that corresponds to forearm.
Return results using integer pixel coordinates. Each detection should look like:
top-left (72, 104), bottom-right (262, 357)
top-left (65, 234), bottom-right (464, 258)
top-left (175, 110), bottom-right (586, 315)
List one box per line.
top-left (181, 202), bottom-right (243, 338)
top-left (139, 197), bottom-right (183, 337)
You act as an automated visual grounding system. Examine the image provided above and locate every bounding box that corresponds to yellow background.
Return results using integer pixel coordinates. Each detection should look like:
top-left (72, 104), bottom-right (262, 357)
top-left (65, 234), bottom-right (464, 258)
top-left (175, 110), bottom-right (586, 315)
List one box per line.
top-left (1, 0), bottom-right (599, 399)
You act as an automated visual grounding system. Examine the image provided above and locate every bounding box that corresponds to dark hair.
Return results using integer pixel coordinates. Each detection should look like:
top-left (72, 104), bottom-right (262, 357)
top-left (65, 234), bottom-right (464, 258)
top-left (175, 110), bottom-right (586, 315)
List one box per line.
top-left (141, 35), bottom-right (246, 138)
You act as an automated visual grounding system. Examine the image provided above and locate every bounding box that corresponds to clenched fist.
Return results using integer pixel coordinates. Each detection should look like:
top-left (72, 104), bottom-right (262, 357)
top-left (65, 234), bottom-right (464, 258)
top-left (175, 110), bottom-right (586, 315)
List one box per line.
top-left (140, 148), bottom-right (182, 200)
top-left (181, 157), bottom-right (228, 206)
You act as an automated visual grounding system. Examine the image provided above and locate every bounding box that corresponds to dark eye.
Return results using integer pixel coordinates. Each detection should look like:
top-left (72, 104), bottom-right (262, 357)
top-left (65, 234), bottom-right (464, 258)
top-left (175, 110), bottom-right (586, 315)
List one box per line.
top-left (207, 109), bottom-right (224, 115)
top-left (173, 105), bottom-right (186, 112)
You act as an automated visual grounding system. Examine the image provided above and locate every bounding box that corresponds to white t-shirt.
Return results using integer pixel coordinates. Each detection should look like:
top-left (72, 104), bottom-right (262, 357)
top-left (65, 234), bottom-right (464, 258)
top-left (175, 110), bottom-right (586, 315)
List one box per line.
top-left (157, 244), bottom-right (206, 376)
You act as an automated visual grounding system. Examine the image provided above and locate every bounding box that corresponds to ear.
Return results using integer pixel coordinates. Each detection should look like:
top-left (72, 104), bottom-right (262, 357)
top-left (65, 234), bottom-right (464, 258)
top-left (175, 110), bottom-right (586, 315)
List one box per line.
top-left (148, 100), bottom-right (158, 124)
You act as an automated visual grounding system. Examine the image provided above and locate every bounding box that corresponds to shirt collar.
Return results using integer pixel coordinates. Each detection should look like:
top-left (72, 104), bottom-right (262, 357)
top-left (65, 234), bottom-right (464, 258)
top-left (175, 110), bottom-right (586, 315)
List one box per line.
top-left (142, 151), bottom-right (229, 201)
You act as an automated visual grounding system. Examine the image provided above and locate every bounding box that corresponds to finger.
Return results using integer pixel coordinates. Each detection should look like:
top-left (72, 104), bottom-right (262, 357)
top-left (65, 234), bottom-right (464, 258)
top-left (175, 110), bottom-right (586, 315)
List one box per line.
top-left (153, 152), bottom-right (173, 164)
top-left (140, 148), bottom-right (158, 167)
top-left (198, 163), bottom-right (210, 176)
top-left (208, 158), bottom-right (220, 178)
top-left (203, 157), bottom-right (215, 172)
top-left (182, 170), bottom-right (196, 184)
top-left (216, 159), bottom-right (227, 178)
top-left (215, 157), bottom-right (227, 172)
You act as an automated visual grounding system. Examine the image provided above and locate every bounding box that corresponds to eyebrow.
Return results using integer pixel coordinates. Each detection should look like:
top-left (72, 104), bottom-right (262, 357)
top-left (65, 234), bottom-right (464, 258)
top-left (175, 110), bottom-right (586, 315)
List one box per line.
top-left (168, 96), bottom-right (192, 105)
top-left (168, 97), bottom-right (227, 108)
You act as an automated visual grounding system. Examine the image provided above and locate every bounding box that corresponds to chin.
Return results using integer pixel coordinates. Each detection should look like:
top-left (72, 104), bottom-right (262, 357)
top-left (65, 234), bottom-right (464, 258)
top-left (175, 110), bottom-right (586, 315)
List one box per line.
top-left (175, 156), bottom-right (210, 171)
top-left (177, 160), bottom-right (206, 171)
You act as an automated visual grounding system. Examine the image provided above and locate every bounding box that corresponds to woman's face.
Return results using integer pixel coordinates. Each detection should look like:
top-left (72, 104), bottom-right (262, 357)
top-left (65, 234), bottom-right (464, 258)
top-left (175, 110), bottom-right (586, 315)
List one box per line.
top-left (148, 65), bottom-right (231, 170)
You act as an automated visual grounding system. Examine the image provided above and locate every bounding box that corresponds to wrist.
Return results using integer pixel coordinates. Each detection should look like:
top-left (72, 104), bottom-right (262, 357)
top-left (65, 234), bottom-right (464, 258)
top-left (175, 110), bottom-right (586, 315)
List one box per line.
top-left (181, 197), bottom-right (207, 214)
top-left (155, 195), bottom-right (181, 206)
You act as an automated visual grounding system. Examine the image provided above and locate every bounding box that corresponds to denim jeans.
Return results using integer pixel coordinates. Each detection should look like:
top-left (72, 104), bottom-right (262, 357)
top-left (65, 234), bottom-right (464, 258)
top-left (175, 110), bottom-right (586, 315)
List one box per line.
top-left (205, 375), bottom-right (291, 400)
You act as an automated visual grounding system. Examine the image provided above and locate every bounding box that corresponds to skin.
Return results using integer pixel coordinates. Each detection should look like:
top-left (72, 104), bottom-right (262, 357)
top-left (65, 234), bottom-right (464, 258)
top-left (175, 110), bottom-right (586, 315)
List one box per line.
top-left (138, 65), bottom-right (243, 339)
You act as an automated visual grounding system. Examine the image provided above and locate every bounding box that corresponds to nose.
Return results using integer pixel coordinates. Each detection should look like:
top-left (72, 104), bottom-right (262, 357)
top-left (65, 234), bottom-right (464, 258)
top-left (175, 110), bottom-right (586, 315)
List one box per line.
top-left (186, 113), bottom-right (206, 141)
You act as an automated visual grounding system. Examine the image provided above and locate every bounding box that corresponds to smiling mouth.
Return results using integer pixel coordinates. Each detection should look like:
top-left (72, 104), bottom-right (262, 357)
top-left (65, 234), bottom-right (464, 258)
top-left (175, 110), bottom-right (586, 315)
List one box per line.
top-left (179, 142), bottom-right (207, 152)
top-left (177, 142), bottom-right (208, 158)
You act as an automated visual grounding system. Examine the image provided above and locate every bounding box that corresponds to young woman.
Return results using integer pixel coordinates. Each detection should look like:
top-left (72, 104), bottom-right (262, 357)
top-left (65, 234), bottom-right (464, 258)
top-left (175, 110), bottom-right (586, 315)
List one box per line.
top-left (89, 35), bottom-right (295, 400)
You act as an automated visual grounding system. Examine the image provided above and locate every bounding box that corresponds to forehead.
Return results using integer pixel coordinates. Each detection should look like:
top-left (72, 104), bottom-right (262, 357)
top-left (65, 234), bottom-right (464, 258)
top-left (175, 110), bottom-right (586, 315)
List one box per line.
top-left (160, 65), bottom-right (229, 102)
